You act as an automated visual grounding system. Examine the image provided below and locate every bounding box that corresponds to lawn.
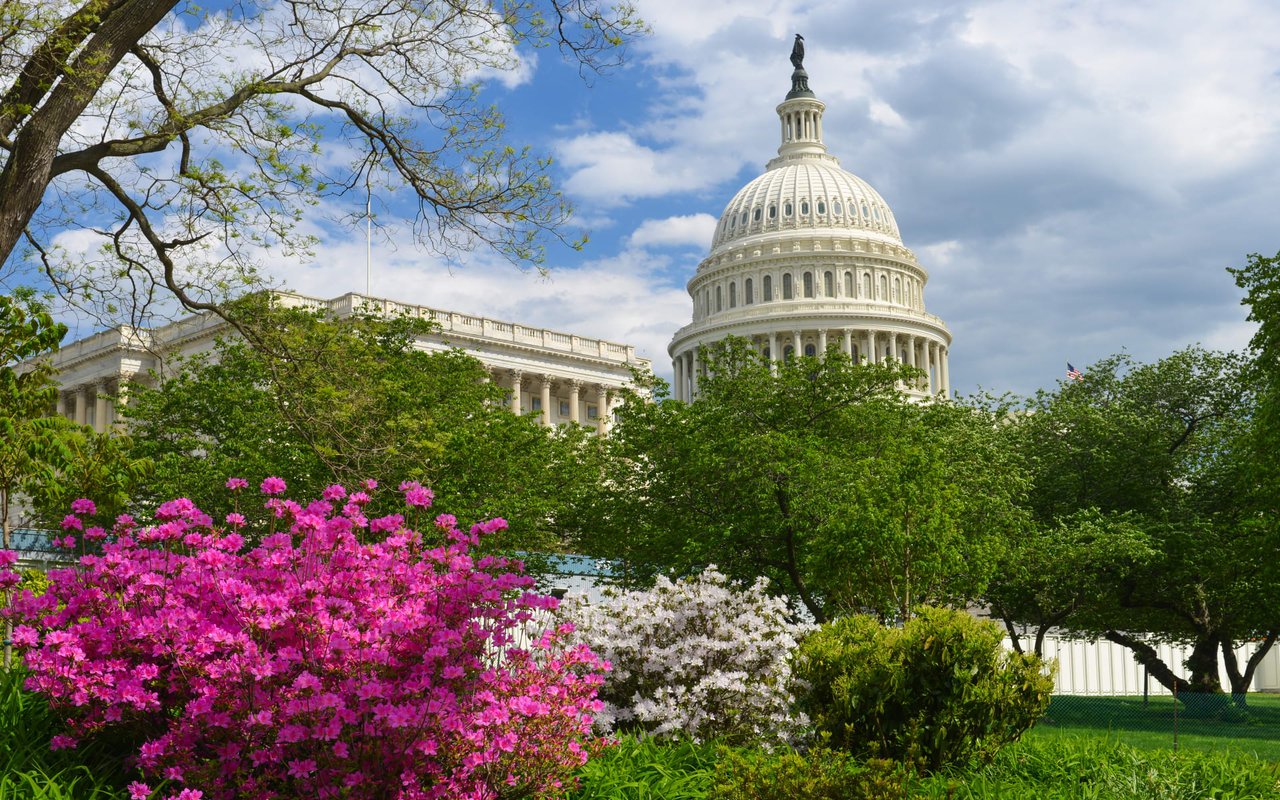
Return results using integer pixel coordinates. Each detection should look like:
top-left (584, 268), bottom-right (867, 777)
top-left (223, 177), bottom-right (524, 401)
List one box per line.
top-left (1027, 693), bottom-right (1280, 762)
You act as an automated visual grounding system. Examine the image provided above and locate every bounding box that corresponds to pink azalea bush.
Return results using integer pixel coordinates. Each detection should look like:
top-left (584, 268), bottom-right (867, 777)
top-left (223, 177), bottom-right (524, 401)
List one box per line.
top-left (1, 479), bottom-right (607, 800)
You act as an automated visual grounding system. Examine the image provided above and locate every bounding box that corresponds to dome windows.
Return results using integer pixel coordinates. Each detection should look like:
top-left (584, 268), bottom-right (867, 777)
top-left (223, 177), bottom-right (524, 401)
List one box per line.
top-left (824, 271), bottom-right (834, 297)
top-left (782, 274), bottom-right (794, 300)
top-left (844, 271), bottom-right (853, 296)
top-left (833, 200), bottom-right (843, 215)
top-left (816, 200), bottom-right (826, 215)
top-left (800, 200), bottom-right (810, 215)
top-left (745, 278), bottom-right (754, 304)
top-left (753, 208), bottom-right (762, 223)
top-left (763, 275), bottom-right (773, 301)
top-left (768, 205), bottom-right (777, 220)
top-left (803, 272), bottom-right (814, 298)
top-left (783, 201), bottom-right (793, 216)
top-left (729, 282), bottom-right (737, 308)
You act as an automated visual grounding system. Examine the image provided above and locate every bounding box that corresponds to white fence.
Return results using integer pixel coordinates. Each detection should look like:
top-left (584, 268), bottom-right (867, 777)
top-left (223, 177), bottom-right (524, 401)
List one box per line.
top-left (1005, 634), bottom-right (1280, 695)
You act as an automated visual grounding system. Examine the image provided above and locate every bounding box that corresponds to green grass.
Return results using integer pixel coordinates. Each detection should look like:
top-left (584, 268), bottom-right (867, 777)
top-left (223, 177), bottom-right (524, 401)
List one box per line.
top-left (1026, 693), bottom-right (1280, 762)
top-left (0, 668), bottom-right (131, 800)
top-left (568, 736), bottom-right (720, 799)
top-left (913, 737), bottom-right (1280, 799)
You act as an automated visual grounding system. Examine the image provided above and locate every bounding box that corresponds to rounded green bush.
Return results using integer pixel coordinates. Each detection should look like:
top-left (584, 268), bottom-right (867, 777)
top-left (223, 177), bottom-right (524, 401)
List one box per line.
top-left (794, 606), bottom-right (1054, 772)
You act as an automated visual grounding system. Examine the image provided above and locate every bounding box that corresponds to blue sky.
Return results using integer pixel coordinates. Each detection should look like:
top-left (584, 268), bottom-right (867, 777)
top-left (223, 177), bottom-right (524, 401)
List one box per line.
top-left (25, 0), bottom-right (1280, 398)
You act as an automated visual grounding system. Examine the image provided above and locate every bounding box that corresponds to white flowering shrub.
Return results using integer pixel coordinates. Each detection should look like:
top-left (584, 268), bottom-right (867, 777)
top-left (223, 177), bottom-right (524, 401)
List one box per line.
top-left (563, 567), bottom-right (814, 745)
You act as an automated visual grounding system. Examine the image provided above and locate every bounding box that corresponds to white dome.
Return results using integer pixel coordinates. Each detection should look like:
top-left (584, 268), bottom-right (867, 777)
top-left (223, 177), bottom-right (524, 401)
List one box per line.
top-left (713, 160), bottom-right (902, 249)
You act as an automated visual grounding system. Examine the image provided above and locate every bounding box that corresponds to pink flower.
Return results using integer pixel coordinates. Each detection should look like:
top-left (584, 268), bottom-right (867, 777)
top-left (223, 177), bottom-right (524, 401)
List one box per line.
top-left (363, 479), bottom-right (378, 491)
top-left (55, 535), bottom-right (77, 549)
top-left (349, 491), bottom-right (371, 506)
top-left (287, 758), bottom-right (317, 778)
top-left (70, 498), bottom-right (96, 515)
top-left (128, 782), bottom-right (150, 800)
top-left (83, 526), bottom-right (108, 541)
top-left (226, 477), bottom-right (249, 491)
top-left (260, 476), bottom-right (287, 495)
top-left (403, 486), bottom-right (434, 509)
top-left (322, 484), bottom-right (346, 501)
top-left (60, 514), bottom-right (83, 531)
top-left (225, 513), bottom-right (246, 527)
top-left (0, 549), bottom-right (16, 567)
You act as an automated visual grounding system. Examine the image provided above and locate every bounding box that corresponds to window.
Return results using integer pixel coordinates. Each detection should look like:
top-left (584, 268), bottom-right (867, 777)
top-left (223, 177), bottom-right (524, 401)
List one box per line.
top-left (893, 277), bottom-right (901, 303)
top-left (844, 271), bottom-right (853, 296)
top-left (816, 200), bottom-right (826, 215)
top-left (784, 201), bottom-right (793, 216)
top-left (784, 345), bottom-right (795, 361)
top-left (824, 271), bottom-right (834, 297)
top-left (716, 285), bottom-right (722, 312)
top-left (783, 274), bottom-right (793, 300)
top-left (763, 275), bottom-right (773, 301)
top-left (833, 200), bottom-right (843, 215)
top-left (587, 405), bottom-right (598, 420)
top-left (800, 200), bottom-right (810, 215)
top-left (863, 273), bottom-right (872, 297)
top-left (753, 208), bottom-right (761, 222)
top-left (804, 344), bottom-right (815, 357)
top-left (879, 275), bottom-right (888, 300)
top-left (559, 400), bottom-right (570, 417)
top-left (803, 272), bottom-right (814, 298)
top-left (729, 282), bottom-right (737, 308)
top-left (861, 203), bottom-right (870, 218)
top-left (768, 205), bottom-right (777, 220)
top-left (852, 344), bottom-right (860, 361)
top-left (741, 211), bottom-right (749, 225)
top-left (745, 278), bottom-right (754, 304)
top-left (531, 397), bottom-right (542, 412)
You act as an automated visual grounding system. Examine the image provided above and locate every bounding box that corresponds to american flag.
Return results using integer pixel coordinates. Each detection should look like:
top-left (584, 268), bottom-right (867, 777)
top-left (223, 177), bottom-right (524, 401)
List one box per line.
top-left (1066, 362), bottom-right (1083, 382)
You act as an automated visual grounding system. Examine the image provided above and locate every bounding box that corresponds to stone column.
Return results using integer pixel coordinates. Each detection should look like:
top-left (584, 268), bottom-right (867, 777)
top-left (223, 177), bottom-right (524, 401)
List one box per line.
top-left (674, 356), bottom-right (685, 403)
top-left (906, 336), bottom-right (917, 370)
top-left (55, 390), bottom-right (66, 419)
top-left (768, 333), bottom-right (779, 375)
top-left (792, 330), bottom-right (802, 360)
top-left (509, 370), bottom-right (523, 415)
top-left (595, 384), bottom-right (609, 434)
top-left (75, 385), bottom-right (89, 427)
top-left (924, 341), bottom-right (934, 394)
top-left (942, 348), bottom-right (950, 398)
top-left (818, 329), bottom-right (828, 354)
top-left (94, 381), bottom-right (109, 434)
top-left (842, 329), bottom-right (853, 357)
top-left (689, 351), bottom-right (699, 399)
top-left (888, 332), bottom-right (898, 363)
top-left (568, 380), bottom-right (581, 424)
top-left (114, 374), bottom-right (134, 433)
top-left (541, 377), bottom-right (553, 426)
top-left (864, 331), bottom-right (875, 363)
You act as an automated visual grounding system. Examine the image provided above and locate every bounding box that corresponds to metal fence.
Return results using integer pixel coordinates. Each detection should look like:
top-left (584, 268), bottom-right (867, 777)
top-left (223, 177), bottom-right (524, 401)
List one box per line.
top-left (1010, 634), bottom-right (1280, 758)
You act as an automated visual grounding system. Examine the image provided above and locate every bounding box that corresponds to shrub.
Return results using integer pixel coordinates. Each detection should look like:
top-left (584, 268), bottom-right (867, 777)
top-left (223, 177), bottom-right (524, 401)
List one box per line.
top-left (2, 480), bottom-right (607, 800)
top-left (794, 606), bottom-right (1053, 772)
top-left (710, 746), bottom-right (908, 800)
top-left (565, 567), bottom-right (813, 745)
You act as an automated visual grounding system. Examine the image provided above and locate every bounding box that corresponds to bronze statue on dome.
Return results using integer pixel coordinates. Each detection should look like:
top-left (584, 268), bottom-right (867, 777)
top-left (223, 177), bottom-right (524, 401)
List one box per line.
top-left (790, 34), bottom-right (805, 69)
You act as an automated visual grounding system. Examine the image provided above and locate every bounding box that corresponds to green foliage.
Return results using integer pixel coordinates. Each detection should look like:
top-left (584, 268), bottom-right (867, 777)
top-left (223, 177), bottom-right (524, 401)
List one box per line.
top-left (795, 607), bottom-right (1054, 772)
top-left (0, 668), bottom-right (133, 799)
top-left (124, 298), bottom-right (594, 550)
top-left (974, 346), bottom-right (1278, 695)
top-left (572, 338), bottom-right (1026, 622)
top-left (710, 746), bottom-right (908, 800)
top-left (569, 736), bottom-right (720, 800)
top-left (912, 737), bottom-right (1280, 799)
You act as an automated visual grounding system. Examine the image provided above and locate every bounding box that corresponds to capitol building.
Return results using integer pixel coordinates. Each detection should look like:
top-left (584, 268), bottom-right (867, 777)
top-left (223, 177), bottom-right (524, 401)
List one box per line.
top-left (668, 43), bottom-right (951, 401)
top-left (39, 41), bottom-right (951, 431)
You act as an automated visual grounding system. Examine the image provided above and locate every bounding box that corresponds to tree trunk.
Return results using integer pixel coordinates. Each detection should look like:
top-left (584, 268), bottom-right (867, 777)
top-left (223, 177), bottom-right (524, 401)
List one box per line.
top-left (1104, 630), bottom-right (1191, 695)
top-left (1105, 629), bottom-right (1223, 698)
top-left (1221, 631), bottom-right (1279, 700)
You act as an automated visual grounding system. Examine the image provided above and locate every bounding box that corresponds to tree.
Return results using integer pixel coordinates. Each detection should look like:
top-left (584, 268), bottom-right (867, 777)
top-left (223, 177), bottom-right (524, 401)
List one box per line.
top-left (0, 291), bottom-right (67, 546)
top-left (568, 338), bottom-right (1026, 623)
top-left (992, 347), bottom-right (1278, 696)
top-left (1, 0), bottom-right (643, 320)
top-left (123, 297), bottom-right (596, 551)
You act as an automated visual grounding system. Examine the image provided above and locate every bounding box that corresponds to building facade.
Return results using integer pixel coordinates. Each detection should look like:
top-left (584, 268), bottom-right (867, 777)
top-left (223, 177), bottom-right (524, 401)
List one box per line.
top-left (668, 49), bottom-right (952, 400)
top-left (47, 291), bottom-right (650, 435)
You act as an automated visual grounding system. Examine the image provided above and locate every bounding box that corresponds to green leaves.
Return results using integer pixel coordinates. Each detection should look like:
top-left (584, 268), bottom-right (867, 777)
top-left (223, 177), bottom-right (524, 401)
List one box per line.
top-left (572, 338), bottom-right (1024, 622)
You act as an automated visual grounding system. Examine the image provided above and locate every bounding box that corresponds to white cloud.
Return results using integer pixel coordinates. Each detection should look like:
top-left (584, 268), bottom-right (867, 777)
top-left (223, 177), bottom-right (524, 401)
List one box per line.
top-left (627, 214), bottom-right (717, 249)
top-left (557, 132), bottom-right (727, 203)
